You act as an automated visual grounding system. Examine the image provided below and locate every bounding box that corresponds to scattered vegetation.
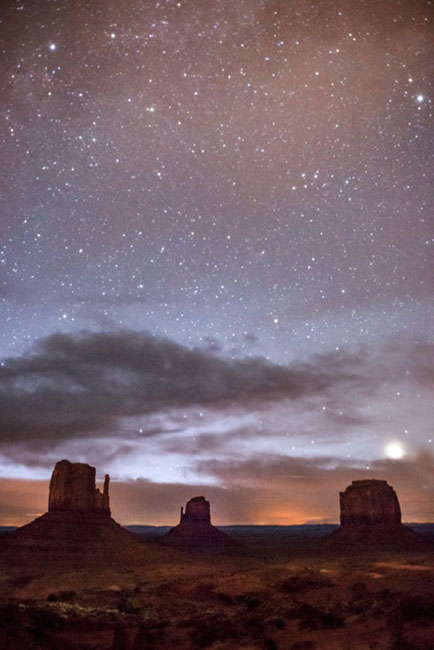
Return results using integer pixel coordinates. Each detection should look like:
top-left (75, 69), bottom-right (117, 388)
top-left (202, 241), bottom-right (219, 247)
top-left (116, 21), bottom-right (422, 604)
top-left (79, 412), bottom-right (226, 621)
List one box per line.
top-left (287, 603), bottom-right (345, 630)
top-left (117, 588), bottom-right (142, 615)
top-left (399, 594), bottom-right (434, 623)
top-left (278, 572), bottom-right (333, 594)
top-left (47, 589), bottom-right (77, 602)
top-left (1, 545), bottom-right (434, 650)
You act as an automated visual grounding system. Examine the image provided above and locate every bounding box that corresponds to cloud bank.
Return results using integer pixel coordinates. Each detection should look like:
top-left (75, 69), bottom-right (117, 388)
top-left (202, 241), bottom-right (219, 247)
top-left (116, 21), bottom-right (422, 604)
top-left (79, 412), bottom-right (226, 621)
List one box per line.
top-left (0, 329), bottom-right (363, 444)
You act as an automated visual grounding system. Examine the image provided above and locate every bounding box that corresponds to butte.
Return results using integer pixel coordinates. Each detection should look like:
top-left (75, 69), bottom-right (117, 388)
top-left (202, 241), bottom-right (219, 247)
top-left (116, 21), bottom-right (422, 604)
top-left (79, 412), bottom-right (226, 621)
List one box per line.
top-left (322, 479), bottom-right (428, 551)
top-left (163, 496), bottom-right (237, 550)
top-left (6, 459), bottom-right (141, 557)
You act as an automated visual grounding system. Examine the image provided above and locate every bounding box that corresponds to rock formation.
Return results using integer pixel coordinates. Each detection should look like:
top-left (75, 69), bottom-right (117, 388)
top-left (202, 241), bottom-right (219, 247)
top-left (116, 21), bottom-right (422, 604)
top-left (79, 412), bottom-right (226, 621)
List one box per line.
top-left (49, 459), bottom-right (110, 515)
top-left (180, 496), bottom-right (211, 524)
top-left (164, 496), bottom-right (237, 549)
top-left (340, 479), bottom-right (401, 526)
top-left (9, 459), bottom-right (140, 556)
top-left (323, 478), bottom-right (428, 551)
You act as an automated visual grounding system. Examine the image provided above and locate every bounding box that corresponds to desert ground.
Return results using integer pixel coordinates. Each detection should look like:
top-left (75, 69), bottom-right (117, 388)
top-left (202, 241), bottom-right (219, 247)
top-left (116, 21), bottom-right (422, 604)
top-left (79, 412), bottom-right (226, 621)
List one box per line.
top-left (1, 528), bottom-right (434, 650)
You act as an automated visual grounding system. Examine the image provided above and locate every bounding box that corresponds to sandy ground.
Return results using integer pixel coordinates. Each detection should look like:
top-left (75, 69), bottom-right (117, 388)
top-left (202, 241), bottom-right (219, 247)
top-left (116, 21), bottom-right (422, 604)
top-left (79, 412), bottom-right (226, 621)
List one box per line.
top-left (1, 533), bottom-right (434, 650)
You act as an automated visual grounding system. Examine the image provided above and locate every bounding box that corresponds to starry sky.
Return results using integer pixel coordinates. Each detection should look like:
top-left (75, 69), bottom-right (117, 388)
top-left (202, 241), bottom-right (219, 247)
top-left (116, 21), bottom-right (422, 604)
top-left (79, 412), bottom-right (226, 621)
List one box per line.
top-left (0, 0), bottom-right (433, 526)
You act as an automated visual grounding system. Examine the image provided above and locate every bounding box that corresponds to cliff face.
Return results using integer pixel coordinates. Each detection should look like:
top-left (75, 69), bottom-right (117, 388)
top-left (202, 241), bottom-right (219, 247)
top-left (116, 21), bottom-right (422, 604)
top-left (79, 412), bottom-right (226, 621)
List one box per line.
top-left (340, 479), bottom-right (401, 526)
top-left (48, 459), bottom-right (110, 516)
top-left (180, 496), bottom-right (211, 524)
top-left (322, 478), bottom-right (427, 551)
top-left (9, 459), bottom-right (141, 555)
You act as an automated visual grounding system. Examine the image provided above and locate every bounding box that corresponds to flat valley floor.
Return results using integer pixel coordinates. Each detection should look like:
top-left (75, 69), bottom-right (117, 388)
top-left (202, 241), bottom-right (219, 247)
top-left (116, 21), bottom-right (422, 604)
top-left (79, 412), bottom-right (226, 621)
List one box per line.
top-left (1, 529), bottom-right (434, 650)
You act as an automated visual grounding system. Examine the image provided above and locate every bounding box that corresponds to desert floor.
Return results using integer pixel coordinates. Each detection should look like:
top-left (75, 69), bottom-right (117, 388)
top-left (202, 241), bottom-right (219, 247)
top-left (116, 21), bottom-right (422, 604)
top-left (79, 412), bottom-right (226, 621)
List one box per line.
top-left (1, 531), bottom-right (434, 650)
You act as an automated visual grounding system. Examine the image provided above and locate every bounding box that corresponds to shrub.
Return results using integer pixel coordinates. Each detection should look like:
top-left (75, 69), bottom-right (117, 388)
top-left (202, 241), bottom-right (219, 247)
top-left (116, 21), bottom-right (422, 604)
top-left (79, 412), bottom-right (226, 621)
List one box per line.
top-left (238, 594), bottom-right (262, 610)
top-left (192, 614), bottom-right (240, 648)
top-left (46, 590), bottom-right (77, 602)
top-left (117, 591), bottom-right (142, 615)
top-left (399, 595), bottom-right (434, 622)
top-left (350, 582), bottom-right (367, 600)
top-left (287, 604), bottom-right (345, 630)
top-left (268, 616), bottom-right (285, 630)
top-left (279, 575), bottom-right (332, 594)
top-left (32, 608), bottom-right (61, 640)
top-left (292, 642), bottom-right (317, 650)
top-left (216, 592), bottom-right (234, 605)
top-left (0, 603), bottom-right (21, 628)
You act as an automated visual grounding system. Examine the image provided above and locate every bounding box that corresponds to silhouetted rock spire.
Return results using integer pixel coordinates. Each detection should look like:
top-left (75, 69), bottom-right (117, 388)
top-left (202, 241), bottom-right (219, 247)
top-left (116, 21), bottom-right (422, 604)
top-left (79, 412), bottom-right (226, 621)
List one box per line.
top-left (9, 459), bottom-right (139, 554)
top-left (49, 459), bottom-right (110, 515)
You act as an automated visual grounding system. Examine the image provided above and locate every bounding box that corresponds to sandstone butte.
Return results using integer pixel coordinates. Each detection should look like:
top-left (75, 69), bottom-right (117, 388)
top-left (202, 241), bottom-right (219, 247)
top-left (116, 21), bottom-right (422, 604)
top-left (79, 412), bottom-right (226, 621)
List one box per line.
top-left (340, 479), bottom-right (401, 526)
top-left (9, 459), bottom-right (140, 553)
top-left (324, 479), bottom-right (427, 550)
top-left (49, 459), bottom-right (110, 515)
top-left (4, 466), bottom-right (431, 556)
top-left (163, 496), bottom-right (238, 549)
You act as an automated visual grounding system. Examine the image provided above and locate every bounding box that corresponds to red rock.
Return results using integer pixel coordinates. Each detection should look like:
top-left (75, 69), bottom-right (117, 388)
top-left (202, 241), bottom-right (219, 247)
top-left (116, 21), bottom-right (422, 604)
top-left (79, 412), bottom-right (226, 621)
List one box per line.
top-left (340, 479), bottom-right (401, 526)
top-left (9, 460), bottom-right (140, 555)
top-left (323, 479), bottom-right (429, 551)
top-left (49, 459), bottom-right (110, 515)
top-left (180, 496), bottom-right (211, 524)
top-left (164, 496), bottom-right (237, 549)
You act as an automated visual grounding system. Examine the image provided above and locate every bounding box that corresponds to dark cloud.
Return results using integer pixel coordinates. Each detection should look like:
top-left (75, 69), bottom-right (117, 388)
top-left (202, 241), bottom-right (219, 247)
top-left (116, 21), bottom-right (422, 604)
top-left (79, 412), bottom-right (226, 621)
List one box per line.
top-left (200, 336), bottom-right (223, 353)
top-left (243, 332), bottom-right (259, 345)
top-left (0, 329), bottom-right (359, 445)
top-left (196, 454), bottom-right (344, 485)
top-left (0, 330), bottom-right (432, 453)
top-left (0, 440), bottom-right (138, 473)
top-left (161, 428), bottom-right (249, 455)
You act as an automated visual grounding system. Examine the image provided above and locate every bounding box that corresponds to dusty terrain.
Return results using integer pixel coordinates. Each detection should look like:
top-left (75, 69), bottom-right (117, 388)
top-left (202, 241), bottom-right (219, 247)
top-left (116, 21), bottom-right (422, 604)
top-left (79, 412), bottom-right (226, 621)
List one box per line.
top-left (1, 529), bottom-right (434, 650)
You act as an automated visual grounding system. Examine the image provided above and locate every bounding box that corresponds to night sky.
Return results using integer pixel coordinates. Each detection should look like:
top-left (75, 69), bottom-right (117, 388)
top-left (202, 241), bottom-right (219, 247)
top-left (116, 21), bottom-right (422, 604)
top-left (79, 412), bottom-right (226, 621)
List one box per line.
top-left (1, 0), bottom-right (433, 526)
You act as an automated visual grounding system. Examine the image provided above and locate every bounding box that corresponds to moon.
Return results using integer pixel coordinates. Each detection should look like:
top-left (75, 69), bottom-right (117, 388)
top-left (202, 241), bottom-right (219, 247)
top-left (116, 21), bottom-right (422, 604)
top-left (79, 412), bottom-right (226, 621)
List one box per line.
top-left (385, 441), bottom-right (405, 460)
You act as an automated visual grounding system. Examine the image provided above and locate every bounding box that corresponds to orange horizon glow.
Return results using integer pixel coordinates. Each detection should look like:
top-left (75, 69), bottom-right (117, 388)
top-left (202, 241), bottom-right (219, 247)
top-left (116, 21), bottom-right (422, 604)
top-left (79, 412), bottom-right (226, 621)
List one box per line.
top-left (0, 477), bottom-right (433, 528)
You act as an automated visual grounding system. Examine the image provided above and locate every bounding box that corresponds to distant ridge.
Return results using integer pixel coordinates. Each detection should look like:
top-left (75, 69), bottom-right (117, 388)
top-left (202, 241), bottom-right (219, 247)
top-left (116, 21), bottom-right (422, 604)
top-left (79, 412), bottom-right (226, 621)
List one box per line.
top-left (2, 524), bottom-right (434, 538)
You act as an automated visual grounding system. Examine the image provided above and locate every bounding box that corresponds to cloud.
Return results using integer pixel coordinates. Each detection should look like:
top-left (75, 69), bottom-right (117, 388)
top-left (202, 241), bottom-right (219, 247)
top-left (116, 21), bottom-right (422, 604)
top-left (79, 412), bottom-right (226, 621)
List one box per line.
top-left (0, 330), bottom-right (432, 462)
top-left (195, 451), bottom-right (434, 493)
top-left (0, 329), bottom-right (358, 446)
